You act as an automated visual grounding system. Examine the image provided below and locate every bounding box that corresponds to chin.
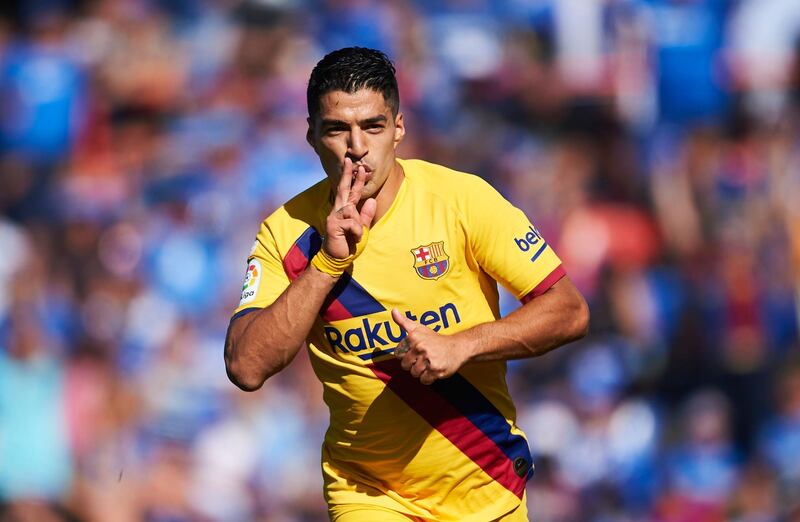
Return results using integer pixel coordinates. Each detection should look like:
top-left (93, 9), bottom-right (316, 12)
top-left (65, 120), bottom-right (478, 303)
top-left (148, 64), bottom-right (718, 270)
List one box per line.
top-left (359, 189), bottom-right (377, 201)
top-left (359, 180), bottom-right (377, 197)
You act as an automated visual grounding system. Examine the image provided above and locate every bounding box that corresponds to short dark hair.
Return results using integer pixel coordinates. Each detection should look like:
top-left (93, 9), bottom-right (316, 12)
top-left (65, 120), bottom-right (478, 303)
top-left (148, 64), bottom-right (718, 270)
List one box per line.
top-left (307, 47), bottom-right (400, 119)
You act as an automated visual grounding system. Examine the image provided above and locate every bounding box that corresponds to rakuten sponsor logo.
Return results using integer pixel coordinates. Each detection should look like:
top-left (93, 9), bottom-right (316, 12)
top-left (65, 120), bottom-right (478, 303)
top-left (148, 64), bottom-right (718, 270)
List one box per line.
top-left (323, 303), bottom-right (461, 353)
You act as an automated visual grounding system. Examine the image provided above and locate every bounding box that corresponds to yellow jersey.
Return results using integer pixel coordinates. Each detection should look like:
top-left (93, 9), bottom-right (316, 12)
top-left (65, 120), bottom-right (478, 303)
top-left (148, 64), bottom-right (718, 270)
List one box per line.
top-left (232, 158), bottom-right (565, 521)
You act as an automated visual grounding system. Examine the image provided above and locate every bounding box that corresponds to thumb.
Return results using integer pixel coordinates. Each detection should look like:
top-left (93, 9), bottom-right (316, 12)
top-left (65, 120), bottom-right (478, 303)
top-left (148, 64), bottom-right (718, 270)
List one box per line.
top-left (360, 198), bottom-right (377, 228)
top-left (391, 308), bottom-right (417, 333)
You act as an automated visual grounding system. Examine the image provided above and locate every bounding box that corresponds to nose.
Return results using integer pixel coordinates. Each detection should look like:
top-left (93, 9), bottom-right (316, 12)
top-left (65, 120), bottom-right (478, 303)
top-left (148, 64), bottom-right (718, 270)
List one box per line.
top-left (347, 128), bottom-right (368, 162)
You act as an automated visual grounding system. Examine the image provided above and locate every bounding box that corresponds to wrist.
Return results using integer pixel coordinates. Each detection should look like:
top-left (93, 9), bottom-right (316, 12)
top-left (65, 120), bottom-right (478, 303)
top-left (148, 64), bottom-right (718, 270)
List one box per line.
top-left (312, 226), bottom-right (371, 277)
top-left (456, 330), bottom-right (482, 365)
top-left (310, 248), bottom-right (353, 278)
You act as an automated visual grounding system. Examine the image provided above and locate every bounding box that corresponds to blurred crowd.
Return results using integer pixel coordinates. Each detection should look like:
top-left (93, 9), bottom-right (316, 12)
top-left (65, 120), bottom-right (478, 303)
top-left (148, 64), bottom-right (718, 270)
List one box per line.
top-left (0, 0), bottom-right (799, 521)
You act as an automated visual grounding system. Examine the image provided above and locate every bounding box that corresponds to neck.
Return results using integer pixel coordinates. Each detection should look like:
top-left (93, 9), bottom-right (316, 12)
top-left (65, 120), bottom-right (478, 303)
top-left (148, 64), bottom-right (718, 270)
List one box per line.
top-left (365, 159), bottom-right (404, 224)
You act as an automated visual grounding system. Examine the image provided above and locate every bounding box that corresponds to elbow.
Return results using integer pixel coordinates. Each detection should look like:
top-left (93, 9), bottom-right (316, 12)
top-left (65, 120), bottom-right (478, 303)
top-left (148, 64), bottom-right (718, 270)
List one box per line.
top-left (226, 366), bottom-right (266, 392)
top-left (569, 294), bottom-right (590, 342)
top-left (225, 346), bottom-right (290, 392)
top-left (225, 359), bottom-right (266, 392)
top-left (224, 319), bottom-right (270, 392)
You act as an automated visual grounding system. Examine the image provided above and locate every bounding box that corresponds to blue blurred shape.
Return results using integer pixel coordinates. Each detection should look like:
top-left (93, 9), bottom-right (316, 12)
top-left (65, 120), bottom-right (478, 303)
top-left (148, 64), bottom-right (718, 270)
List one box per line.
top-left (0, 41), bottom-right (85, 161)
top-left (0, 350), bottom-right (72, 500)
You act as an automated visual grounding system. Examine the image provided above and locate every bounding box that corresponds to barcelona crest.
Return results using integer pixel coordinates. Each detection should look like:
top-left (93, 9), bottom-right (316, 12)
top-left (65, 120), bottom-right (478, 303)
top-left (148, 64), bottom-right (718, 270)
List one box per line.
top-left (411, 241), bottom-right (450, 280)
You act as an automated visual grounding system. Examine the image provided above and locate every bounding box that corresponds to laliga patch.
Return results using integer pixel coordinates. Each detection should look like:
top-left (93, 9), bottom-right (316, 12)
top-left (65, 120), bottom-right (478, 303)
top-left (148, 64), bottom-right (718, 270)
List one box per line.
top-left (239, 259), bottom-right (261, 305)
top-left (411, 241), bottom-right (450, 280)
top-left (247, 240), bottom-right (258, 261)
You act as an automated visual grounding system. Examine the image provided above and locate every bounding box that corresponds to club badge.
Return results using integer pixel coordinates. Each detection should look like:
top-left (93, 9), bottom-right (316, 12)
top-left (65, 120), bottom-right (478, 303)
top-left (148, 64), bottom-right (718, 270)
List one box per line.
top-left (411, 241), bottom-right (450, 280)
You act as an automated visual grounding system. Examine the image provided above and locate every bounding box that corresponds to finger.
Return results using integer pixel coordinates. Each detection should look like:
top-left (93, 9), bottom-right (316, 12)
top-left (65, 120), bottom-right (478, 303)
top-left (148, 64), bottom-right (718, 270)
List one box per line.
top-left (338, 218), bottom-right (365, 241)
top-left (419, 370), bottom-right (437, 385)
top-left (400, 354), bottom-right (415, 372)
top-left (335, 158), bottom-right (354, 208)
top-left (394, 338), bottom-right (409, 358)
top-left (359, 198), bottom-right (377, 228)
top-left (410, 357), bottom-right (428, 378)
top-left (347, 165), bottom-right (367, 206)
top-left (391, 308), bottom-right (417, 333)
top-left (335, 203), bottom-right (359, 221)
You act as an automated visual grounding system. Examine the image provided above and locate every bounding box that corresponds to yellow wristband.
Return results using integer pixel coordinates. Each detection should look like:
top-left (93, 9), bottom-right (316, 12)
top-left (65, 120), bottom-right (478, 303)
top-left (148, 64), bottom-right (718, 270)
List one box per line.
top-left (310, 226), bottom-right (370, 277)
top-left (310, 249), bottom-right (353, 277)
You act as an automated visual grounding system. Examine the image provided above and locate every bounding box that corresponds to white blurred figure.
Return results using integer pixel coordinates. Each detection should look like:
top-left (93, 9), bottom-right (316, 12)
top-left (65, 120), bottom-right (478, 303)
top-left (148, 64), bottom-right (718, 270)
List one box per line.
top-left (554, 0), bottom-right (606, 93)
top-left (517, 398), bottom-right (582, 522)
top-left (728, 0), bottom-right (800, 123)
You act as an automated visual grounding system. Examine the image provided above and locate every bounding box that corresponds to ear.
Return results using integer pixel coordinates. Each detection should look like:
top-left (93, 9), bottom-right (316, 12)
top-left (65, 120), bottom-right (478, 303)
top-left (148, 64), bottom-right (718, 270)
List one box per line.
top-left (393, 112), bottom-right (405, 149)
top-left (306, 117), bottom-right (317, 151)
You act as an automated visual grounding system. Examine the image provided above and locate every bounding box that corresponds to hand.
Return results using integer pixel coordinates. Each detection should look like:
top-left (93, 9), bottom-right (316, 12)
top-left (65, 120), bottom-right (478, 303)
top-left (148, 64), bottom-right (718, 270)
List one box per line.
top-left (324, 158), bottom-right (377, 259)
top-left (391, 308), bottom-right (469, 385)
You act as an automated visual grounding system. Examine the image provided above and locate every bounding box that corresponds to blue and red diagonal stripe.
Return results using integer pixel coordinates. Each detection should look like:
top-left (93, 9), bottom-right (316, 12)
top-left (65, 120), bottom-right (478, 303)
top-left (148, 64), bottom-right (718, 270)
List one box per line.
top-left (368, 358), bottom-right (532, 498)
top-left (283, 227), bottom-right (384, 321)
top-left (283, 227), bottom-right (323, 280)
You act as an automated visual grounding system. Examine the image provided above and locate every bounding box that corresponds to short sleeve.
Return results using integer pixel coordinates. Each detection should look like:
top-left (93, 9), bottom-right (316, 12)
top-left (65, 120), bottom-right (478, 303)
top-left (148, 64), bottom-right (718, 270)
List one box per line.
top-left (231, 221), bottom-right (291, 318)
top-left (464, 178), bottom-right (565, 301)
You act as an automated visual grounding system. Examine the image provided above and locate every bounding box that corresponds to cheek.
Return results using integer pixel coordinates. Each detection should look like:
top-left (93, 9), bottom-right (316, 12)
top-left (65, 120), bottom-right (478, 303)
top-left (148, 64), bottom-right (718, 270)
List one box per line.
top-left (374, 134), bottom-right (396, 156)
top-left (319, 148), bottom-right (345, 172)
top-left (321, 147), bottom-right (340, 163)
top-left (320, 137), bottom-right (347, 156)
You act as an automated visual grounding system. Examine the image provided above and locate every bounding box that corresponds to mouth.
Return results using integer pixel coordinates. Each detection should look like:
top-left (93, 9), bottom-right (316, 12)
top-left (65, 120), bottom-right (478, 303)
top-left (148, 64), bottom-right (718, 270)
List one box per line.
top-left (346, 163), bottom-right (373, 184)
top-left (355, 171), bottom-right (374, 188)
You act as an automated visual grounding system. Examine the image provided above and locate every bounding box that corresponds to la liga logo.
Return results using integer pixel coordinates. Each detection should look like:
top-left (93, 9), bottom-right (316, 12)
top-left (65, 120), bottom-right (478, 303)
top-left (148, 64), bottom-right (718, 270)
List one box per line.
top-left (239, 259), bottom-right (261, 305)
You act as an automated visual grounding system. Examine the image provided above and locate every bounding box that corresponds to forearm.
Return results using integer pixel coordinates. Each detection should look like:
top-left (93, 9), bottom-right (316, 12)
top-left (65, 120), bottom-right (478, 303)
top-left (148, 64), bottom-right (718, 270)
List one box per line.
top-left (458, 279), bottom-right (589, 363)
top-left (225, 265), bottom-right (338, 390)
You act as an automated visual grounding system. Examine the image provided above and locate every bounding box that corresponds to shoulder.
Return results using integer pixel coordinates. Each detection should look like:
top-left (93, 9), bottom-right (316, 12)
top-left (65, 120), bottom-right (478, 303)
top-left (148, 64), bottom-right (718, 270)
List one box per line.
top-left (399, 158), bottom-right (499, 203)
top-left (268, 177), bottom-right (329, 223)
top-left (401, 160), bottom-right (508, 221)
top-left (258, 178), bottom-right (329, 252)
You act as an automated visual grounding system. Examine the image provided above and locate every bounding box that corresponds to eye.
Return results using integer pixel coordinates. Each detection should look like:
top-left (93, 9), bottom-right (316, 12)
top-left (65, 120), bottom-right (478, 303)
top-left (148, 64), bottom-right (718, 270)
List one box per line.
top-left (365, 125), bottom-right (385, 134)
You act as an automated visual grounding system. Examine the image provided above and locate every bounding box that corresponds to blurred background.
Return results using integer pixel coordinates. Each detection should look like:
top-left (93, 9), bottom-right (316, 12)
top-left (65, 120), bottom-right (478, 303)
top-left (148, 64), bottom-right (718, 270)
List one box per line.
top-left (0, 0), bottom-right (799, 520)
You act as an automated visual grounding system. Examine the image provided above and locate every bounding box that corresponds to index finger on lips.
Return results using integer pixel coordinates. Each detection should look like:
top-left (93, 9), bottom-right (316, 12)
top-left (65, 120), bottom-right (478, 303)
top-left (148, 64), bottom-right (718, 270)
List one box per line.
top-left (347, 165), bottom-right (366, 206)
top-left (335, 158), bottom-right (354, 209)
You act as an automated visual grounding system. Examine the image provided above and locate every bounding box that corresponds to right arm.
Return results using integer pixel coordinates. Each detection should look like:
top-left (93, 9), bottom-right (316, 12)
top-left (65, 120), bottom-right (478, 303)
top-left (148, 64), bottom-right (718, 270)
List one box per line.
top-left (224, 265), bottom-right (339, 391)
top-left (224, 158), bottom-right (376, 391)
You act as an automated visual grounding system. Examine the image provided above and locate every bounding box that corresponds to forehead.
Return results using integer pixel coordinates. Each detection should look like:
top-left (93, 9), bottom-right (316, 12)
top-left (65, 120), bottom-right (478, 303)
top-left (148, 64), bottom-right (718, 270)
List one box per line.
top-left (315, 89), bottom-right (392, 122)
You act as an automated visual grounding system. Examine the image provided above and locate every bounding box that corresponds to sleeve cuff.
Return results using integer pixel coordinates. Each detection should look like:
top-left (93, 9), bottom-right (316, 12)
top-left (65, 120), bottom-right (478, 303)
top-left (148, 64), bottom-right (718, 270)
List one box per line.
top-left (231, 307), bottom-right (261, 322)
top-left (520, 265), bottom-right (566, 304)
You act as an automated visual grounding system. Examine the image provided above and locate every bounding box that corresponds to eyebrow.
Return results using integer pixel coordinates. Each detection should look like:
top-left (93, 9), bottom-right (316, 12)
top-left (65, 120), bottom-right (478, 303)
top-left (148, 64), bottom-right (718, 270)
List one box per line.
top-left (320, 115), bottom-right (388, 127)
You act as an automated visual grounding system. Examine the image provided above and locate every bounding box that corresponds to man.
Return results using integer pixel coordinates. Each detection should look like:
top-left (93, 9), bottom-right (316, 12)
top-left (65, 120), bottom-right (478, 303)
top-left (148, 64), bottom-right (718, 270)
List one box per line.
top-left (225, 47), bottom-right (589, 522)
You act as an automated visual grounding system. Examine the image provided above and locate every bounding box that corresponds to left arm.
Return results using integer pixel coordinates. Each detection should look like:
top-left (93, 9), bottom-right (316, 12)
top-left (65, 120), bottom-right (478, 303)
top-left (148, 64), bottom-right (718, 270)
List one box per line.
top-left (392, 276), bottom-right (589, 385)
